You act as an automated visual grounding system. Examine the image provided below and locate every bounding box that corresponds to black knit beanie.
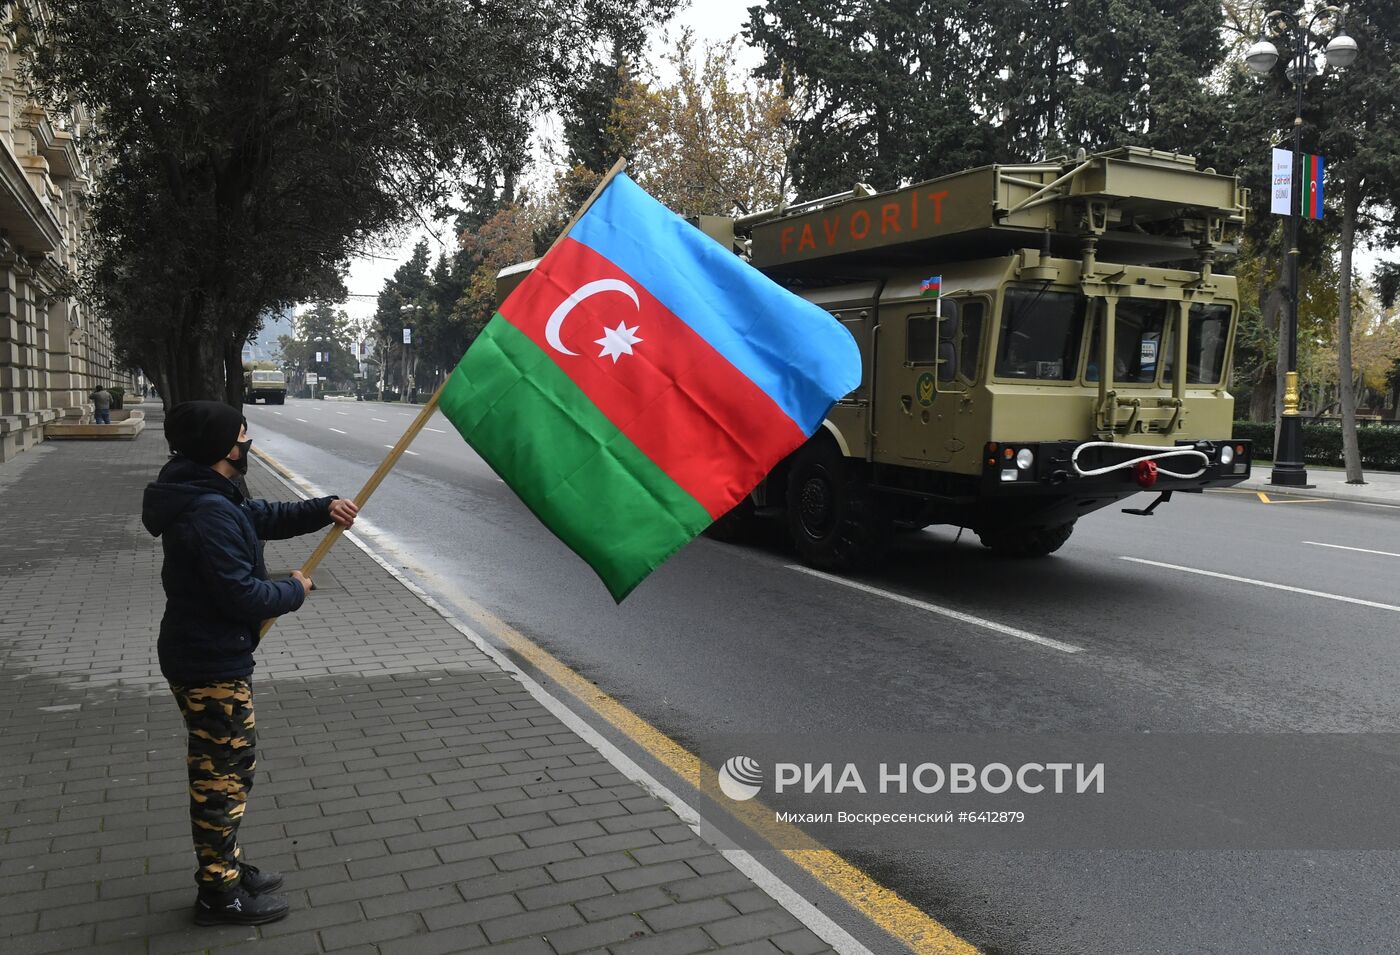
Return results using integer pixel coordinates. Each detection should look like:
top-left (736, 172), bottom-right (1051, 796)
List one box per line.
top-left (166, 400), bottom-right (245, 466)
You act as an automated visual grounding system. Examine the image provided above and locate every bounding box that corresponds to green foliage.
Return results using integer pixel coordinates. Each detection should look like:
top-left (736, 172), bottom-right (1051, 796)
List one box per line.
top-left (16, 0), bottom-right (678, 407)
top-left (746, 0), bottom-right (995, 197)
top-left (1233, 420), bottom-right (1400, 470)
top-left (279, 303), bottom-right (357, 387)
top-left (745, 0), bottom-right (1228, 199)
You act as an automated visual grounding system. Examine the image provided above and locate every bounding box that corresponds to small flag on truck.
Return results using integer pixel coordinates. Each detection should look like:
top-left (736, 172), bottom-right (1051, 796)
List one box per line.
top-left (920, 275), bottom-right (942, 298)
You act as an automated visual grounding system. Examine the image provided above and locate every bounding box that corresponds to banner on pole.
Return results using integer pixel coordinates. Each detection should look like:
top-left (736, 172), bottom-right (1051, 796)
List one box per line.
top-left (1305, 154), bottom-right (1325, 220)
top-left (403, 328), bottom-right (412, 345)
top-left (1271, 148), bottom-right (1292, 216)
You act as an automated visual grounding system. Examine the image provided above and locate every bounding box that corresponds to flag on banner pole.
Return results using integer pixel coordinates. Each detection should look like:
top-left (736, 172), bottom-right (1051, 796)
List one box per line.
top-left (1305, 153), bottom-right (1325, 220)
top-left (437, 172), bottom-right (862, 601)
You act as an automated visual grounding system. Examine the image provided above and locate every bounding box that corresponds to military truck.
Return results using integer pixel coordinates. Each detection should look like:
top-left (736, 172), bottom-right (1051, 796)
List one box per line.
top-left (505, 146), bottom-right (1253, 568)
top-left (243, 368), bottom-right (287, 405)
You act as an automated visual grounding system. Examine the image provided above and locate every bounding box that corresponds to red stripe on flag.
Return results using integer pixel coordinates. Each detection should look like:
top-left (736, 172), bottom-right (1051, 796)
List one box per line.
top-left (499, 237), bottom-right (808, 518)
top-left (1310, 155), bottom-right (1322, 219)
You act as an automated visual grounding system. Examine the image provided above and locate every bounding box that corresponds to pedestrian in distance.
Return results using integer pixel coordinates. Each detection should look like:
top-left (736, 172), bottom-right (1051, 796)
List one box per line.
top-left (141, 400), bottom-right (359, 926)
top-left (90, 384), bottom-right (112, 424)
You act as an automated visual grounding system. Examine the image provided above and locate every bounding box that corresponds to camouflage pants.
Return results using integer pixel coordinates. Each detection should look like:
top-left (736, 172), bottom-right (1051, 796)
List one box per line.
top-left (169, 679), bottom-right (256, 889)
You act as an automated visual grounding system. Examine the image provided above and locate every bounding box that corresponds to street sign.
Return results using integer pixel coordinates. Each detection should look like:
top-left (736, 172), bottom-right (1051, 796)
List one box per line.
top-left (306, 372), bottom-right (319, 384)
top-left (402, 328), bottom-right (412, 345)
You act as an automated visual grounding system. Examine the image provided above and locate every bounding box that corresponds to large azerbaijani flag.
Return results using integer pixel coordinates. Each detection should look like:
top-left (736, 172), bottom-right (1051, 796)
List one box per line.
top-left (439, 173), bottom-right (862, 601)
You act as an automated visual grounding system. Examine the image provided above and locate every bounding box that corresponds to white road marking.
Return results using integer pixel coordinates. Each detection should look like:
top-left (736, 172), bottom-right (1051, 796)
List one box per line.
top-left (424, 427), bottom-right (445, 433)
top-left (336, 411), bottom-right (349, 416)
top-left (295, 418), bottom-right (308, 423)
top-left (1120, 557), bottom-right (1400, 614)
top-left (787, 565), bottom-right (1083, 653)
top-left (399, 413), bottom-right (412, 417)
top-left (272, 411), bottom-right (283, 416)
top-left (1303, 541), bottom-right (1400, 559)
top-left (371, 417), bottom-right (387, 423)
top-left (384, 444), bottom-right (419, 456)
top-left (329, 428), bottom-right (347, 435)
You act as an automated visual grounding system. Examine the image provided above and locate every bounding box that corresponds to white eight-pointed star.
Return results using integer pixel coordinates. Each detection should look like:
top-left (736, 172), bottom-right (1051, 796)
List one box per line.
top-left (595, 322), bottom-right (644, 363)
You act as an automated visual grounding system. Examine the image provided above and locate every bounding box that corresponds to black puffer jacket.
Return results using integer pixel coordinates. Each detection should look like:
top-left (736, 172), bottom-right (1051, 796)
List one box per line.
top-left (142, 455), bottom-right (335, 683)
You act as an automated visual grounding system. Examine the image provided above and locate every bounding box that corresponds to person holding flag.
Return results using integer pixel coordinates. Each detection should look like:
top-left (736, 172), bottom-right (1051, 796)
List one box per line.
top-left (143, 401), bottom-right (359, 925)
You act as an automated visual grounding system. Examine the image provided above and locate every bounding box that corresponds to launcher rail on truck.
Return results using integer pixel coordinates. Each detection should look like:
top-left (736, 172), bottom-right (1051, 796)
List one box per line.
top-left (500, 146), bottom-right (1254, 568)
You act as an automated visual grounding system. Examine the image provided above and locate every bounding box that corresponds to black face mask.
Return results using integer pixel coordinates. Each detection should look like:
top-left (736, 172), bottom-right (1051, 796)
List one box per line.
top-left (228, 438), bottom-right (253, 475)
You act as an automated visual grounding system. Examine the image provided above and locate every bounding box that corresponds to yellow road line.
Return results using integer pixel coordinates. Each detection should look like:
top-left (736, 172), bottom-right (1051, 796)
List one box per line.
top-left (1255, 491), bottom-right (1333, 505)
top-left (253, 444), bottom-right (978, 953)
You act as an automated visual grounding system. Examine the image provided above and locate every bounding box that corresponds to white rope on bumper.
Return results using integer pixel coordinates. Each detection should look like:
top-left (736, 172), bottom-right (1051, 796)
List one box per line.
top-left (1071, 441), bottom-right (1211, 480)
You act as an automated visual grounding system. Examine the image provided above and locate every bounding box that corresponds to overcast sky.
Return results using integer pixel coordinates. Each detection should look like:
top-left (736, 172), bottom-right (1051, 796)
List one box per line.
top-left (336, 0), bottom-right (763, 321)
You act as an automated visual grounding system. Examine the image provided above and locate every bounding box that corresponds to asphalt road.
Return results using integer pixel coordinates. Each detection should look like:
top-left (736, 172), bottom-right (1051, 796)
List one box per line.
top-left (245, 396), bottom-right (1400, 955)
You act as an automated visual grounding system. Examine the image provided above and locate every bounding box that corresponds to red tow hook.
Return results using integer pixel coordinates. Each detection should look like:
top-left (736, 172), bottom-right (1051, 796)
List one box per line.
top-left (1134, 460), bottom-right (1158, 488)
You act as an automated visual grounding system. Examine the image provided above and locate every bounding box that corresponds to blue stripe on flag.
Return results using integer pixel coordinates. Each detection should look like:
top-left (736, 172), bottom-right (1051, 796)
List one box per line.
top-left (569, 174), bottom-right (861, 433)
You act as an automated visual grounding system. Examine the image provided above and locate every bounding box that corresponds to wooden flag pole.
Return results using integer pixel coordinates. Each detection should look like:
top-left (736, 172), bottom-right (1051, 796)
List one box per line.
top-left (258, 382), bottom-right (448, 638)
top-left (546, 155), bottom-right (628, 255)
top-left (259, 156), bottom-right (629, 639)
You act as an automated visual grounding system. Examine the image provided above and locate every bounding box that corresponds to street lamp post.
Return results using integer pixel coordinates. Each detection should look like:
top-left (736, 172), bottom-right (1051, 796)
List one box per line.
top-left (1245, 5), bottom-right (1358, 488)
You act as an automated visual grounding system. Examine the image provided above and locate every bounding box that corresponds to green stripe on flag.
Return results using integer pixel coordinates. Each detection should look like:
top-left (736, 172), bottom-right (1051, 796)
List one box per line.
top-left (439, 314), bottom-right (714, 601)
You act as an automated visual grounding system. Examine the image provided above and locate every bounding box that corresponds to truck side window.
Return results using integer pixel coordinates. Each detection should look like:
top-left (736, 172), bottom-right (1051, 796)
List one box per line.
top-left (1163, 304), bottom-right (1232, 384)
top-left (907, 316), bottom-right (938, 365)
top-left (994, 288), bottom-right (1085, 381)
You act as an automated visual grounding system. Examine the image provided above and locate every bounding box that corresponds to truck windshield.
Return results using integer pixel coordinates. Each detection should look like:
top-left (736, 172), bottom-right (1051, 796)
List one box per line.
top-left (1163, 303), bottom-right (1232, 384)
top-left (1085, 299), bottom-right (1170, 384)
top-left (253, 372), bottom-right (282, 382)
top-left (994, 288), bottom-right (1086, 381)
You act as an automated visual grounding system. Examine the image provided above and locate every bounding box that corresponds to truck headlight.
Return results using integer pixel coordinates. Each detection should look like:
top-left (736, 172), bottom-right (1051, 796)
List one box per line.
top-left (1015, 448), bottom-right (1034, 470)
top-left (1220, 445), bottom-right (1235, 465)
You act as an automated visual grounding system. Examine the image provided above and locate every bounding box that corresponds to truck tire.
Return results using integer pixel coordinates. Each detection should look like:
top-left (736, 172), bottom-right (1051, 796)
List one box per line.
top-left (271, 395), bottom-right (285, 405)
top-left (785, 439), bottom-right (889, 570)
top-left (704, 497), bottom-right (759, 543)
top-left (976, 520), bottom-right (1076, 558)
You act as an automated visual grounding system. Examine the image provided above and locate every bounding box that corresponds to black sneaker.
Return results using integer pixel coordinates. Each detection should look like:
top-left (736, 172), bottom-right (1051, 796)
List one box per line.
top-left (194, 884), bottom-right (290, 926)
top-left (239, 862), bottom-right (284, 895)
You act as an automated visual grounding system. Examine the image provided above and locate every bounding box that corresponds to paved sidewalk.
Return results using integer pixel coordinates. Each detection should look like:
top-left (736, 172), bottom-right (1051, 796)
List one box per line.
top-left (0, 416), bottom-right (838, 955)
top-left (1236, 465), bottom-right (1400, 507)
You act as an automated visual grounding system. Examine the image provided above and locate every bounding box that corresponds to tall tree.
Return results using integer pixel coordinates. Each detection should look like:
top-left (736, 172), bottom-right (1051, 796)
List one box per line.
top-left (614, 32), bottom-right (794, 217)
top-left (746, 0), bottom-right (994, 198)
top-left (370, 240), bottom-right (432, 396)
top-left (1059, 0), bottom-right (1227, 156)
top-left (279, 303), bottom-right (356, 390)
top-left (18, 0), bottom-right (677, 407)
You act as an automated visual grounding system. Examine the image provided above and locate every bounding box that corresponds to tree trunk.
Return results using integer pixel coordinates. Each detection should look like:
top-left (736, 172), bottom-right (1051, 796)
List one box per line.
top-left (1337, 187), bottom-right (1365, 483)
top-left (1252, 282), bottom-right (1287, 422)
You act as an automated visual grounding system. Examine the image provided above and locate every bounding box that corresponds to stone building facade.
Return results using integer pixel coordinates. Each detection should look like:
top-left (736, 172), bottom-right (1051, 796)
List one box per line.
top-left (0, 23), bottom-right (130, 463)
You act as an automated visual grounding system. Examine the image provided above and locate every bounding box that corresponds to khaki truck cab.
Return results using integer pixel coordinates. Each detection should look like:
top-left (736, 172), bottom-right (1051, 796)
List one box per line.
top-left (243, 369), bottom-right (287, 405)
top-left (502, 146), bottom-right (1253, 569)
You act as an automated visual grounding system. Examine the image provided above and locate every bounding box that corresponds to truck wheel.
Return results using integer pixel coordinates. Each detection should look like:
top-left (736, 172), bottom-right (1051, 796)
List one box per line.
top-left (976, 521), bottom-right (1076, 558)
top-left (785, 439), bottom-right (889, 570)
top-left (271, 395), bottom-right (284, 405)
top-left (704, 497), bottom-right (759, 543)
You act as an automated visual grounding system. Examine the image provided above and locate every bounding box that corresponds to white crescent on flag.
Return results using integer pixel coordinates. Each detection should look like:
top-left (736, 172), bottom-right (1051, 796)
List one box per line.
top-left (545, 279), bottom-right (640, 356)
